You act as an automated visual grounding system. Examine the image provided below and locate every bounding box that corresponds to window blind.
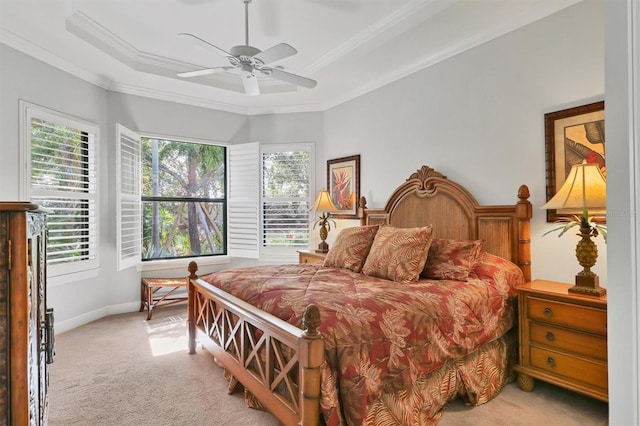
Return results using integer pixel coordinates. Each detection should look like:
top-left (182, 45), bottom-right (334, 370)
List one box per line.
top-left (28, 114), bottom-right (98, 273)
top-left (116, 124), bottom-right (142, 270)
top-left (228, 142), bottom-right (260, 258)
top-left (261, 149), bottom-right (311, 248)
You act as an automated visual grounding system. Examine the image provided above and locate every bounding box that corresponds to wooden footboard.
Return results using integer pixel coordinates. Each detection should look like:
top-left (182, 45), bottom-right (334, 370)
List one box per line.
top-left (187, 262), bottom-right (323, 426)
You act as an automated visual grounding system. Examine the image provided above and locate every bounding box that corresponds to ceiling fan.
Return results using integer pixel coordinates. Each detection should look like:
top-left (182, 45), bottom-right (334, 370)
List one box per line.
top-left (177, 0), bottom-right (317, 96)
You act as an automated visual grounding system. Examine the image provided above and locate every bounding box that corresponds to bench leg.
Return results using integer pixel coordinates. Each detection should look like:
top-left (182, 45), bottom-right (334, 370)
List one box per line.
top-left (139, 280), bottom-right (145, 312)
top-left (146, 285), bottom-right (154, 320)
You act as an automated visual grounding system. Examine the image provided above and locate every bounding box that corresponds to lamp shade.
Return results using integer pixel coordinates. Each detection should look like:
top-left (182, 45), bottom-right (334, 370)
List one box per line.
top-left (312, 189), bottom-right (338, 213)
top-left (541, 162), bottom-right (607, 210)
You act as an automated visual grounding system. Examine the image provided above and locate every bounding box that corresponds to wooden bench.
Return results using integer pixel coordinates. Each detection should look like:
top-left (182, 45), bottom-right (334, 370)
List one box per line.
top-left (139, 278), bottom-right (188, 320)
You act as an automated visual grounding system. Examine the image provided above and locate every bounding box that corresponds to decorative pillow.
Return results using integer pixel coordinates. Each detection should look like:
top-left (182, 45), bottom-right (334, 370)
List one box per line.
top-left (323, 225), bottom-right (380, 272)
top-left (421, 238), bottom-right (483, 281)
top-left (473, 252), bottom-right (525, 296)
top-left (361, 225), bottom-right (433, 283)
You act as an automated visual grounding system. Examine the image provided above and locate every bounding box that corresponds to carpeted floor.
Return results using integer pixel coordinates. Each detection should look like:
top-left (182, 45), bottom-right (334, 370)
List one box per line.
top-left (48, 305), bottom-right (608, 426)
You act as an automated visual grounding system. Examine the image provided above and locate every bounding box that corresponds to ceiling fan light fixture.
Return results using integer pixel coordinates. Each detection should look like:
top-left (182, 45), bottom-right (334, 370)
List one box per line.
top-left (230, 45), bottom-right (260, 58)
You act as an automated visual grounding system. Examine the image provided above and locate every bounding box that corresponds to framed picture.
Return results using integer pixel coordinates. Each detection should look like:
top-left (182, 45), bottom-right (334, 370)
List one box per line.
top-left (544, 101), bottom-right (605, 222)
top-left (327, 155), bottom-right (360, 219)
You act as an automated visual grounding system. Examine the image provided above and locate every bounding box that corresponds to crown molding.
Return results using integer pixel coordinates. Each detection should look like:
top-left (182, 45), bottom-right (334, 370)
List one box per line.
top-left (0, 28), bottom-right (111, 90)
top-left (109, 82), bottom-right (250, 115)
top-left (110, 82), bottom-right (323, 115)
top-left (245, 101), bottom-right (324, 116)
top-left (65, 10), bottom-right (296, 95)
top-left (307, 0), bottom-right (456, 75)
top-left (3, 0), bottom-right (583, 115)
top-left (0, 27), bottom-right (320, 116)
top-left (320, 0), bottom-right (583, 110)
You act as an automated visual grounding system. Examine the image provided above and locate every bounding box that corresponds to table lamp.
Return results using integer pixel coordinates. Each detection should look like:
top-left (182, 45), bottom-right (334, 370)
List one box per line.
top-left (541, 161), bottom-right (607, 296)
top-left (311, 189), bottom-right (337, 253)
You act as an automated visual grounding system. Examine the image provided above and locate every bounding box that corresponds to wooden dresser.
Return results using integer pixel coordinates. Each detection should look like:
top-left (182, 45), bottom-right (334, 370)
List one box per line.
top-left (0, 202), bottom-right (54, 425)
top-left (297, 250), bottom-right (326, 264)
top-left (514, 280), bottom-right (607, 402)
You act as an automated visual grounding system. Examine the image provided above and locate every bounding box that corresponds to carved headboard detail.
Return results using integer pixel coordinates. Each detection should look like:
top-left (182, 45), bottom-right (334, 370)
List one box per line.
top-left (360, 166), bottom-right (532, 281)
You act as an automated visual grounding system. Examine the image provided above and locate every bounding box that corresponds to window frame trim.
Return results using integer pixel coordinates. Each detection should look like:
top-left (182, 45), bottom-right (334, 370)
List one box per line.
top-left (138, 132), bottom-right (229, 264)
top-left (19, 100), bottom-right (100, 277)
top-left (260, 142), bottom-right (316, 259)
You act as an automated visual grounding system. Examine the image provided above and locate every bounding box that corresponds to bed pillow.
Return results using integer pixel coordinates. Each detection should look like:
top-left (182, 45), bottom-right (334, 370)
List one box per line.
top-left (421, 238), bottom-right (483, 281)
top-left (473, 252), bottom-right (525, 295)
top-left (323, 225), bottom-right (380, 272)
top-left (361, 225), bottom-right (433, 283)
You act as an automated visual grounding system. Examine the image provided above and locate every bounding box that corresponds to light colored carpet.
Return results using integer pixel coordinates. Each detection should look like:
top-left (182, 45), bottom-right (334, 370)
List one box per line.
top-left (48, 305), bottom-right (608, 426)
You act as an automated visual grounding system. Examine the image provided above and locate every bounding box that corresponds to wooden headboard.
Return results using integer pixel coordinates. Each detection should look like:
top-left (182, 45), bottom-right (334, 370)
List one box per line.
top-left (359, 165), bottom-right (532, 281)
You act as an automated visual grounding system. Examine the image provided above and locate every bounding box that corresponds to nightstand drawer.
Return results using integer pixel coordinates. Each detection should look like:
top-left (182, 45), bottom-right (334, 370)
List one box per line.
top-left (530, 322), bottom-right (607, 361)
top-left (527, 297), bottom-right (607, 335)
top-left (298, 250), bottom-right (326, 264)
top-left (530, 346), bottom-right (608, 390)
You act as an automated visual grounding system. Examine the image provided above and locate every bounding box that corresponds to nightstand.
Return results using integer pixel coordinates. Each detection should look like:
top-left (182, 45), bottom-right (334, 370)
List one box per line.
top-left (514, 280), bottom-right (608, 402)
top-left (298, 250), bottom-right (326, 264)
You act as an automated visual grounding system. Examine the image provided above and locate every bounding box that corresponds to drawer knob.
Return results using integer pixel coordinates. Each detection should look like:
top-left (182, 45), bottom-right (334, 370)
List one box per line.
top-left (543, 307), bottom-right (553, 317)
top-left (545, 331), bottom-right (555, 341)
top-left (546, 356), bottom-right (556, 367)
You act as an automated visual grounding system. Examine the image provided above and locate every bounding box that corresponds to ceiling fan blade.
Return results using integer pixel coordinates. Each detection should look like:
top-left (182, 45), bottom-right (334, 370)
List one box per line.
top-left (242, 73), bottom-right (260, 96)
top-left (253, 43), bottom-right (297, 65)
top-left (177, 66), bottom-right (233, 78)
top-left (178, 32), bottom-right (233, 58)
top-left (261, 68), bottom-right (317, 89)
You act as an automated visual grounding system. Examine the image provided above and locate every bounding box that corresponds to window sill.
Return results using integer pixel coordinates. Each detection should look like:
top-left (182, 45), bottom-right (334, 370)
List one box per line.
top-left (137, 255), bottom-right (232, 272)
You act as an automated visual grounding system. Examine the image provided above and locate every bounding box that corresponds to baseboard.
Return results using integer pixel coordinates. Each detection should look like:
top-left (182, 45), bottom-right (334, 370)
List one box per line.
top-left (54, 301), bottom-right (141, 335)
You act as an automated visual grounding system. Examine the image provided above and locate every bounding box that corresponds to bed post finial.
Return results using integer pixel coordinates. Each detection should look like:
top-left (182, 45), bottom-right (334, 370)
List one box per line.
top-left (358, 196), bottom-right (367, 225)
top-left (302, 304), bottom-right (321, 337)
top-left (518, 184), bottom-right (531, 201)
top-left (188, 261), bottom-right (198, 278)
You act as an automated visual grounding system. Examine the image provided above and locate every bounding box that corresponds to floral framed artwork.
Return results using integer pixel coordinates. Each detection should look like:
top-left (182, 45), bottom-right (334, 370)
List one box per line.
top-left (327, 155), bottom-right (360, 219)
top-left (544, 101), bottom-right (605, 223)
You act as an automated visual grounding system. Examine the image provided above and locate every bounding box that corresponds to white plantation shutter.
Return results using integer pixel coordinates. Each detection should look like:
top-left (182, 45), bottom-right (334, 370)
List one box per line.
top-left (228, 142), bottom-right (260, 258)
top-left (116, 124), bottom-right (142, 270)
top-left (21, 102), bottom-right (99, 276)
top-left (261, 145), bottom-right (313, 249)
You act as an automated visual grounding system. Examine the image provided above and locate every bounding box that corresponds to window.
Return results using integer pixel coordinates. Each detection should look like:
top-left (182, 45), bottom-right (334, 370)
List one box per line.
top-left (227, 143), bottom-right (314, 260)
top-left (118, 137), bottom-right (310, 265)
top-left (261, 144), bottom-right (313, 251)
top-left (21, 102), bottom-right (98, 277)
top-left (140, 137), bottom-right (226, 261)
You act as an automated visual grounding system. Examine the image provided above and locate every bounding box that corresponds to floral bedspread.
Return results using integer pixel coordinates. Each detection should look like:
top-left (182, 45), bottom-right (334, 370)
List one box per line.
top-left (199, 253), bottom-right (524, 425)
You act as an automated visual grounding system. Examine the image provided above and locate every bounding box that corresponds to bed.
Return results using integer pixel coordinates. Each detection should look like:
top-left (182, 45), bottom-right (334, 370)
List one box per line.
top-left (187, 165), bottom-right (532, 425)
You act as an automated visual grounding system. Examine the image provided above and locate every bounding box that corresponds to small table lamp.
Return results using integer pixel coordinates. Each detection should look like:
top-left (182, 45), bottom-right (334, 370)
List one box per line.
top-left (311, 189), bottom-right (337, 253)
top-left (541, 161), bottom-right (607, 296)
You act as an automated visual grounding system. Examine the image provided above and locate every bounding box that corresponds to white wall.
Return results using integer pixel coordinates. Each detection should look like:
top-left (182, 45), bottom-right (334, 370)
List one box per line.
top-left (249, 112), bottom-right (325, 188)
top-left (0, 44), bottom-right (114, 328)
top-left (324, 0), bottom-right (606, 286)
